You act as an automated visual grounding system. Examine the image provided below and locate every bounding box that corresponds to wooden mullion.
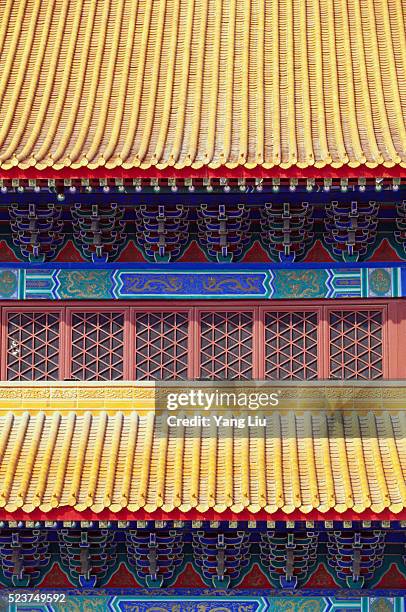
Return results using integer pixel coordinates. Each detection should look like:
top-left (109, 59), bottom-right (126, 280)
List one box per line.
top-left (189, 306), bottom-right (199, 380)
top-left (382, 303), bottom-right (389, 379)
top-left (395, 300), bottom-right (406, 379)
top-left (0, 306), bottom-right (5, 381)
top-left (388, 301), bottom-right (406, 379)
top-left (63, 308), bottom-right (73, 380)
top-left (58, 307), bottom-right (66, 380)
top-left (319, 305), bottom-right (329, 380)
top-left (254, 306), bottom-right (264, 380)
top-left (127, 307), bottom-right (135, 381)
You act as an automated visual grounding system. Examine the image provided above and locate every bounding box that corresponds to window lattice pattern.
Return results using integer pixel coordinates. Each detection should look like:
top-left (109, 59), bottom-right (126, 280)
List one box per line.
top-left (6, 312), bottom-right (60, 380)
top-left (134, 312), bottom-right (189, 380)
top-left (71, 312), bottom-right (124, 380)
top-left (265, 311), bottom-right (318, 380)
top-left (199, 311), bottom-right (253, 380)
top-left (329, 311), bottom-right (383, 379)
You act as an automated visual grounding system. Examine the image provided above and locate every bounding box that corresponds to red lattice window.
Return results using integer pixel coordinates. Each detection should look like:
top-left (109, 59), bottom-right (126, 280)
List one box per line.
top-left (329, 310), bottom-right (383, 379)
top-left (264, 311), bottom-right (319, 380)
top-left (70, 312), bottom-right (125, 380)
top-left (134, 311), bottom-right (189, 380)
top-left (6, 312), bottom-right (60, 380)
top-left (199, 311), bottom-right (253, 379)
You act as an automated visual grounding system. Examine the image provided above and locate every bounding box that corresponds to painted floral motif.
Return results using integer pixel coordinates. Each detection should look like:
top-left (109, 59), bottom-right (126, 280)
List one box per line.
top-left (57, 270), bottom-right (112, 299)
top-left (369, 269), bottom-right (392, 297)
top-left (273, 270), bottom-right (327, 299)
top-left (369, 598), bottom-right (396, 612)
top-left (0, 270), bottom-right (17, 297)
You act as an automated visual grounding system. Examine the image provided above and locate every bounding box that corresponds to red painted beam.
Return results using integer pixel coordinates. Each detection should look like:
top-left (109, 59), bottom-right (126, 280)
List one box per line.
top-left (1, 508), bottom-right (404, 522)
top-left (0, 164), bottom-right (404, 180)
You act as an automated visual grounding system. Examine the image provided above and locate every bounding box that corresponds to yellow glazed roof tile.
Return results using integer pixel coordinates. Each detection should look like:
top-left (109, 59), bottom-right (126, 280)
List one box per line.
top-left (0, 0), bottom-right (404, 172)
top-left (0, 410), bottom-right (405, 515)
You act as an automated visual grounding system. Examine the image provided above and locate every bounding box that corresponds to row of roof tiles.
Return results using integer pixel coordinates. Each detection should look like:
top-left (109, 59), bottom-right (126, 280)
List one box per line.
top-left (0, 0), bottom-right (404, 172)
top-left (0, 410), bottom-right (405, 515)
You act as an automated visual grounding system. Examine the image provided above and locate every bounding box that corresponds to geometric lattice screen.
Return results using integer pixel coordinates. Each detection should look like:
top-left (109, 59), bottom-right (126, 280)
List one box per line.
top-left (199, 311), bottom-right (254, 380)
top-left (329, 310), bottom-right (383, 380)
top-left (134, 311), bottom-right (189, 380)
top-left (264, 311), bottom-right (319, 380)
top-left (0, 303), bottom-right (391, 381)
top-left (6, 312), bottom-right (60, 380)
top-left (70, 312), bottom-right (125, 380)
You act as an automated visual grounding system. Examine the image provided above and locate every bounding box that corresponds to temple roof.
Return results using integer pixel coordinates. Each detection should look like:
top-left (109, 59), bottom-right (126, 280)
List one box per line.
top-left (0, 0), bottom-right (405, 174)
top-left (0, 410), bottom-right (405, 517)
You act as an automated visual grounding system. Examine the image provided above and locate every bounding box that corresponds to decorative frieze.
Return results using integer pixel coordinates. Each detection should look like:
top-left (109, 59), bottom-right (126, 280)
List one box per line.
top-left (58, 529), bottom-right (117, 587)
top-left (260, 202), bottom-right (314, 262)
top-left (0, 525), bottom-right (402, 592)
top-left (9, 202), bottom-right (63, 262)
top-left (193, 531), bottom-right (251, 587)
top-left (197, 203), bottom-right (251, 262)
top-left (324, 201), bottom-right (380, 261)
top-left (135, 204), bottom-right (189, 262)
top-left (327, 531), bottom-right (386, 589)
top-left (0, 530), bottom-right (50, 587)
top-left (126, 531), bottom-right (184, 587)
top-left (260, 531), bottom-right (318, 588)
top-left (0, 264), bottom-right (402, 300)
top-left (72, 203), bottom-right (126, 262)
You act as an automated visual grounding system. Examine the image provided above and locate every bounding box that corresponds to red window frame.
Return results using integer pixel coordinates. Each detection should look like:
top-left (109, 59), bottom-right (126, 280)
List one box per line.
top-left (259, 305), bottom-right (323, 380)
top-left (1, 305), bottom-right (65, 381)
top-left (323, 304), bottom-right (389, 380)
top-left (195, 305), bottom-right (257, 380)
top-left (64, 306), bottom-right (131, 380)
top-left (0, 300), bottom-right (401, 381)
top-left (131, 306), bottom-right (193, 380)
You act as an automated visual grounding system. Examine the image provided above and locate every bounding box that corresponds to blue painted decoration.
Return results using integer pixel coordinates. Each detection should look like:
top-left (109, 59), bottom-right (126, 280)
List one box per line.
top-left (0, 263), bottom-right (403, 300)
top-left (3, 592), bottom-right (406, 612)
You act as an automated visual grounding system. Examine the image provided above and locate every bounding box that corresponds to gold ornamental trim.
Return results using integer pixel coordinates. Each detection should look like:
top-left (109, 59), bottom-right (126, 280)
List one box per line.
top-left (0, 381), bottom-right (404, 415)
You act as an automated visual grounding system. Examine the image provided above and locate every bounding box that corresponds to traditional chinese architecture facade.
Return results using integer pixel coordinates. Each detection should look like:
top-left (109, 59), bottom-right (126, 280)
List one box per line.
top-left (0, 0), bottom-right (405, 609)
